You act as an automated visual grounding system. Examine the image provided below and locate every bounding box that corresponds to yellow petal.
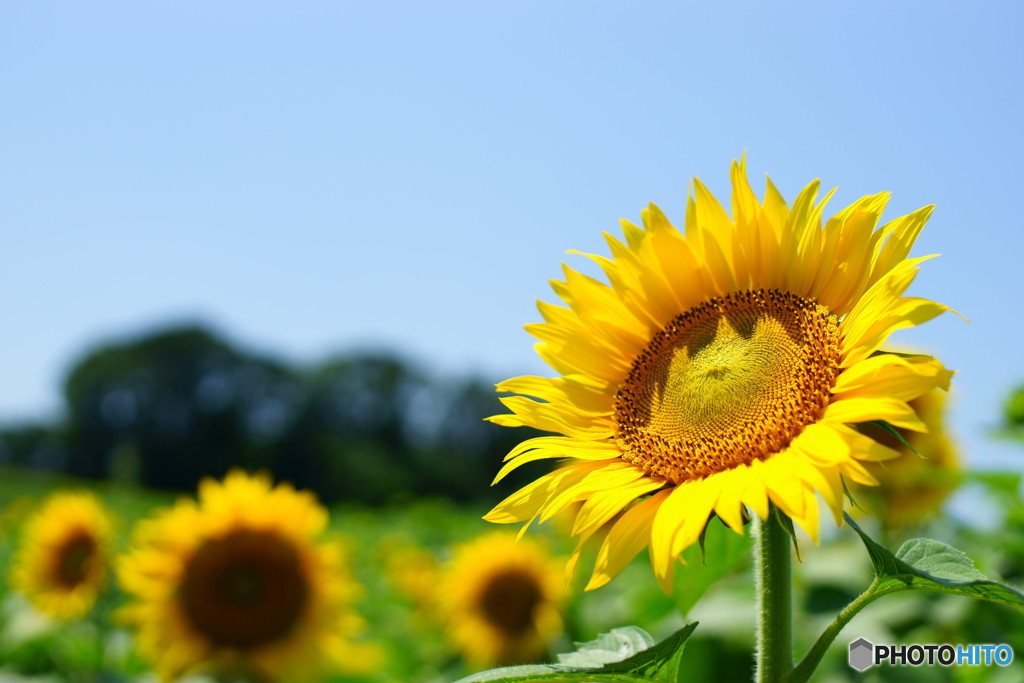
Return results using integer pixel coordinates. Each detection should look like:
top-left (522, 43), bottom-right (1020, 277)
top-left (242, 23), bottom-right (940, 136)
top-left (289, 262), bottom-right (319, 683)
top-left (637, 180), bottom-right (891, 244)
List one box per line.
top-left (761, 456), bottom-right (807, 520)
top-left (650, 478), bottom-right (721, 593)
top-left (741, 459), bottom-right (771, 520)
top-left (832, 353), bottom-right (953, 401)
top-left (484, 461), bottom-right (608, 524)
top-left (496, 375), bottom-right (614, 414)
top-left (843, 297), bottom-right (953, 368)
top-left (711, 466), bottom-right (751, 535)
top-left (823, 397), bottom-right (926, 432)
top-left (585, 490), bottom-right (669, 591)
top-left (871, 205), bottom-right (934, 281)
top-left (572, 477), bottom-right (666, 542)
top-left (495, 396), bottom-right (614, 439)
top-left (492, 440), bottom-right (620, 485)
top-left (791, 486), bottom-right (821, 544)
top-left (795, 422), bottom-right (902, 466)
top-left (539, 462), bottom-right (650, 524)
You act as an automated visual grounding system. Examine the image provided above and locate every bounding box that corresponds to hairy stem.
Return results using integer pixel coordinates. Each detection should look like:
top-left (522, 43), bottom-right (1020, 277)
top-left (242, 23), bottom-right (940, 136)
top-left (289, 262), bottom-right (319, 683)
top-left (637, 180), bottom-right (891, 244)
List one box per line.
top-left (755, 507), bottom-right (793, 683)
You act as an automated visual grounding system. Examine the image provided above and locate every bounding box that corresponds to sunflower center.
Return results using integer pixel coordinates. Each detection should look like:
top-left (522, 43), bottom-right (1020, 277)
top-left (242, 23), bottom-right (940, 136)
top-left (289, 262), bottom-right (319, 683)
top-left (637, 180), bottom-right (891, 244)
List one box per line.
top-left (180, 529), bottom-right (309, 650)
top-left (614, 289), bottom-right (841, 484)
top-left (479, 569), bottom-right (543, 636)
top-left (53, 531), bottom-right (97, 588)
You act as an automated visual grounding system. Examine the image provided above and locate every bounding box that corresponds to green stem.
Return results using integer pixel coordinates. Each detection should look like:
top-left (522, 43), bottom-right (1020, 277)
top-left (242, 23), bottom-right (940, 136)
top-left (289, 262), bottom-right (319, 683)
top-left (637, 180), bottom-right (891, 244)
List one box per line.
top-left (787, 582), bottom-right (911, 683)
top-left (755, 507), bottom-right (793, 683)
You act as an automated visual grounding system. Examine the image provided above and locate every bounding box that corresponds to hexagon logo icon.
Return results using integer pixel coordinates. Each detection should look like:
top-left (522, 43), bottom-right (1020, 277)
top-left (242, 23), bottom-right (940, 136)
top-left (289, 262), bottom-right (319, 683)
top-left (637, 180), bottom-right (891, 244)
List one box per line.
top-left (849, 638), bottom-right (874, 671)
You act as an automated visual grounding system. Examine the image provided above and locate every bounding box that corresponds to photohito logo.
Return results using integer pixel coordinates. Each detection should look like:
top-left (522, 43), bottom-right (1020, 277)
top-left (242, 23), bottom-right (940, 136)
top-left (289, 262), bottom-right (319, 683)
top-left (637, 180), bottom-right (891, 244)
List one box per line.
top-left (849, 638), bottom-right (1014, 671)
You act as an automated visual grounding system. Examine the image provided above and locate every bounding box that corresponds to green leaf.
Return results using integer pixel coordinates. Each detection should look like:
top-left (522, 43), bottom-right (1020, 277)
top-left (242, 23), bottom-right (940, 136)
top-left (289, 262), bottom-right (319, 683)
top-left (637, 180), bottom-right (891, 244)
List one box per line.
top-left (870, 350), bottom-right (933, 359)
top-left (841, 476), bottom-right (860, 508)
top-left (845, 513), bottom-right (1024, 608)
top-left (866, 419), bottom-right (920, 457)
top-left (772, 506), bottom-right (802, 562)
top-left (455, 623), bottom-right (698, 683)
top-left (556, 626), bottom-right (654, 668)
top-left (673, 518), bottom-right (751, 616)
top-left (597, 622), bottom-right (698, 681)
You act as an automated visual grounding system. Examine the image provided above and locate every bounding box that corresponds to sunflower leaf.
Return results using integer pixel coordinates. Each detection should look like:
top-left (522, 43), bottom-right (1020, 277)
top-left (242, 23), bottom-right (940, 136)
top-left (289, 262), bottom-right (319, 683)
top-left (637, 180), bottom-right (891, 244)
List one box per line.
top-left (867, 419), bottom-right (920, 457)
top-left (840, 477), bottom-right (861, 508)
top-left (455, 623), bottom-right (698, 683)
top-left (556, 626), bottom-right (654, 667)
top-left (773, 507), bottom-right (801, 562)
top-left (845, 513), bottom-right (1024, 608)
top-left (596, 622), bottom-right (698, 680)
top-left (870, 350), bottom-right (935, 360)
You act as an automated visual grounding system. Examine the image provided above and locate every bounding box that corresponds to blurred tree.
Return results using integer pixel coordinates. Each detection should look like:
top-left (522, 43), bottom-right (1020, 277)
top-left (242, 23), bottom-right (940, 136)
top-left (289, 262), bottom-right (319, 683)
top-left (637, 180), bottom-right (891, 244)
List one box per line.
top-left (274, 353), bottom-right (425, 504)
top-left (404, 377), bottom-right (544, 502)
top-left (275, 356), bottom-right (543, 504)
top-left (18, 323), bottom-right (546, 504)
top-left (0, 423), bottom-right (68, 471)
top-left (62, 326), bottom-right (298, 490)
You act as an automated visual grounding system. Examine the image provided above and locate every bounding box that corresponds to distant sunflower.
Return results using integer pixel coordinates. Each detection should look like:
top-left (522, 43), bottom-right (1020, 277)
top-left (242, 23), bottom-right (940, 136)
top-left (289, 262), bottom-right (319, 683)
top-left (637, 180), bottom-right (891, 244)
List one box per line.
top-left (440, 532), bottom-right (566, 667)
top-left (486, 159), bottom-right (956, 593)
top-left (9, 491), bottom-right (113, 620)
top-left (117, 470), bottom-right (376, 681)
top-left (860, 387), bottom-right (961, 529)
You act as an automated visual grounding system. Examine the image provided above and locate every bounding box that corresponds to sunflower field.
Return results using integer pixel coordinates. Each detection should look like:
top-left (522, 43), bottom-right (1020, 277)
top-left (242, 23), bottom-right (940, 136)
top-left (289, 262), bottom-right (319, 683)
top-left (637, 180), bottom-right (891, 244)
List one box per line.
top-left (1, 458), bottom-right (1024, 682)
top-left (2, 166), bottom-right (1024, 683)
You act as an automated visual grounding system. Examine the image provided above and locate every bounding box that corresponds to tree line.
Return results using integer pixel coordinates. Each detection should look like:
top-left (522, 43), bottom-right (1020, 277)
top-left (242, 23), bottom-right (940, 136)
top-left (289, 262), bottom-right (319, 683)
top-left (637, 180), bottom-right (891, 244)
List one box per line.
top-left (0, 325), bottom-right (542, 505)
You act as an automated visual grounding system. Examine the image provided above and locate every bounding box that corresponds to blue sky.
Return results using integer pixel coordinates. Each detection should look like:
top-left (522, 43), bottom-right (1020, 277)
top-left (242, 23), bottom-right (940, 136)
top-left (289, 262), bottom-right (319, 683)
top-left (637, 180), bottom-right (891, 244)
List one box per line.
top-left (1, 2), bottom-right (1022, 477)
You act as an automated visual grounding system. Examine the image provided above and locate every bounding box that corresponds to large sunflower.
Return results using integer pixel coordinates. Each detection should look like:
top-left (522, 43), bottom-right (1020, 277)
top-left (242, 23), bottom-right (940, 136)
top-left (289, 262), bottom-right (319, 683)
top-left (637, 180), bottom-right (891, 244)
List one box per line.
top-left (9, 490), bottom-right (113, 620)
top-left (485, 159), bottom-right (955, 593)
top-left (440, 531), bottom-right (566, 668)
top-left (117, 470), bottom-right (376, 681)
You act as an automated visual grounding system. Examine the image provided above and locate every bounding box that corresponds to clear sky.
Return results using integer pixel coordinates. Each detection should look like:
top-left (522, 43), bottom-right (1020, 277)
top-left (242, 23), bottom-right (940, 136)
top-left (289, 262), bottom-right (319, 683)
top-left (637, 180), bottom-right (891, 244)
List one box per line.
top-left (1, 2), bottom-right (1022, 477)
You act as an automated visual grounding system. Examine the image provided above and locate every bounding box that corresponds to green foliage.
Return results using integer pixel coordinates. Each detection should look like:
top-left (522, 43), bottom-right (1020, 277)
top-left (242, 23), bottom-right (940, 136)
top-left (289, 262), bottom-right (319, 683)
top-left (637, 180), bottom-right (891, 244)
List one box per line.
top-left (846, 513), bottom-right (1024, 608)
top-left (555, 626), bottom-right (654, 668)
top-left (1003, 384), bottom-right (1024, 429)
top-left (867, 419), bottom-right (920, 457)
top-left (456, 623), bottom-right (698, 683)
top-left (672, 517), bottom-right (751, 616)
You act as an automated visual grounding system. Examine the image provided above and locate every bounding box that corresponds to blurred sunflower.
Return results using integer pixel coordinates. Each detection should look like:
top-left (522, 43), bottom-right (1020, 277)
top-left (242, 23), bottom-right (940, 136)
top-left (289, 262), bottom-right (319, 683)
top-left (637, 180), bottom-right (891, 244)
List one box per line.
top-left (440, 532), bottom-right (566, 667)
top-left (859, 387), bottom-right (961, 530)
top-left (9, 490), bottom-right (113, 620)
top-left (117, 470), bottom-right (376, 681)
top-left (486, 158), bottom-right (956, 593)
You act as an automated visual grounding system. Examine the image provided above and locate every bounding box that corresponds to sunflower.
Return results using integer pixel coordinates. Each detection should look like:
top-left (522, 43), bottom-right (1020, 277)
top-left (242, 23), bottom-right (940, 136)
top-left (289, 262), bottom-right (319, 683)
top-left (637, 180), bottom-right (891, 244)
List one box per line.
top-left (116, 470), bottom-right (377, 681)
top-left (440, 531), bottom-right (566, 668)
top-left (485, 159), bottom-right (955, 593)
top-left (9, 490), bottom-right (113, 620)
top-left (859, 387), bottom-right (961, 530)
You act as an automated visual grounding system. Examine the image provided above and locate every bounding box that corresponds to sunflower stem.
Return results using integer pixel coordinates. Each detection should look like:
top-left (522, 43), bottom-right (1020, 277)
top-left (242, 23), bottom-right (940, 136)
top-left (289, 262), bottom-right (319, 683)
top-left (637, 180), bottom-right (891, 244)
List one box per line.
top-left (754, 506), bottom-right (793, 683)
top-left (788, 580), bottom-right (912, 683)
